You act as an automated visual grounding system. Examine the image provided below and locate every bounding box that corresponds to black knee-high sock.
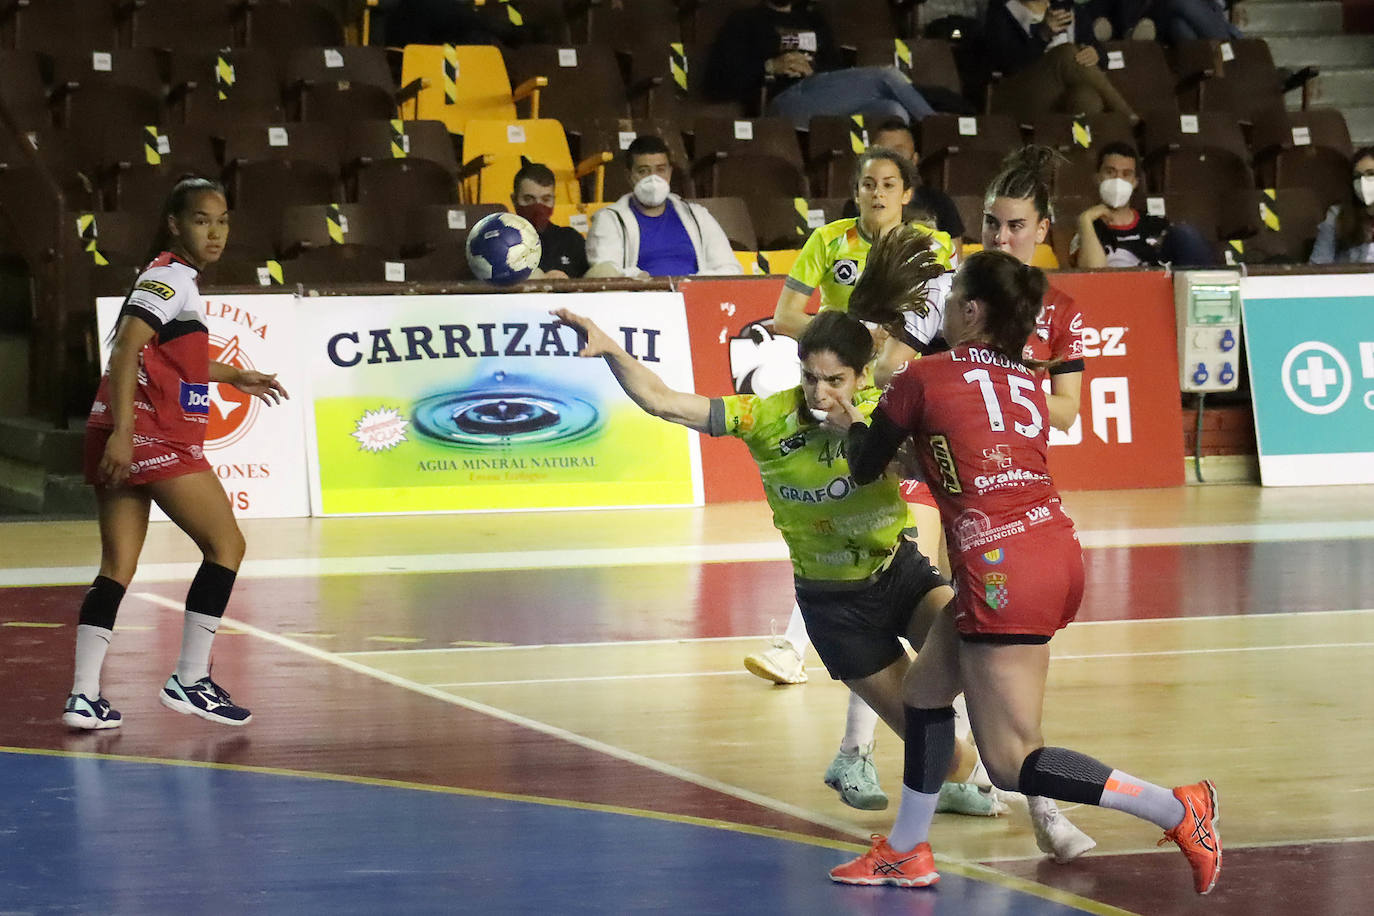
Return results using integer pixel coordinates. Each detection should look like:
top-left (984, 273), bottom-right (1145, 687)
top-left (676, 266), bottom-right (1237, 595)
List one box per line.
top-left (176, 562), bottom-right (237, 682)
top-left (72, 576), bottom-right (126, 697)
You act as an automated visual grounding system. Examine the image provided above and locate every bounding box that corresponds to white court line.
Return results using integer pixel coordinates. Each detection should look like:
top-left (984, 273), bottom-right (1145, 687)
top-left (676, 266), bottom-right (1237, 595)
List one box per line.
top-left (984, 832), bottom-right (1374, 864)
top-left (431, 670), bottom-right (749, 688)
top-left (1053, 642), bottom-right (1374, 661)
top-left (338, 608), bottom-right (1374, 657)
top-left (131, 591), bottom-right (870, 842)
top-left (7, 518), bottom-right (1374, 587)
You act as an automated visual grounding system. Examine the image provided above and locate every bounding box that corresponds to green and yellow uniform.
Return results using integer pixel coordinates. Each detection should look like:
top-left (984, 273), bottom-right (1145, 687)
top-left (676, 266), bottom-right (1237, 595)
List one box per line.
top-left (783, 217), bottom-right (955, 314)
top-left (708, 385), bottom-right (909, 586)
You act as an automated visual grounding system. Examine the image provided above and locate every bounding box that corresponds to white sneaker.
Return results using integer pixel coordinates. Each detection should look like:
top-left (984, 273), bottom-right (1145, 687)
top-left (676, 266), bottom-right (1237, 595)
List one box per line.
top-left (1028, 796), bottom-right (1097, 864)
top-left (743, 637), bottom-right (807, 684)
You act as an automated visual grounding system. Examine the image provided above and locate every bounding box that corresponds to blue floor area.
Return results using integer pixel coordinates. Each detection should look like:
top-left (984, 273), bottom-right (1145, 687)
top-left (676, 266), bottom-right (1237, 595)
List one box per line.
top-left (0, 751), bottom-right (1094, 915)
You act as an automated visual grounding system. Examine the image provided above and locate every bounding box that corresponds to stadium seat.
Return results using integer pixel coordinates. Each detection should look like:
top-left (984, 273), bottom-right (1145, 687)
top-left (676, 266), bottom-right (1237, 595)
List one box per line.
top-left (100, 123), bottom-right (221, 214)
top-left (1030, 112), bottom-right (1136, 156)
top-left (459, 118), bottom-right (608, 205)
top-left (280, 202), bottom-right (395, 258)
top-left (748, 196), bottom-right (835, 250)
top-left (689, 116), bottom-right (808, 199)
top-left (399, 44), bottom-right (543, 135)
top-left (551, 201), bottom-right (610, 237)
top-left (1251, 107), bottom-right (1353, 211)
top-left (402, 202), bottom-right (505, 256)
top-left (219, 122), bottom-right (341, 226)
top-left (1100, 40), bottom-right (1181, 116)
top-left (49, 49), bottom-right (164, 97)
top-left (242, 0), bottom-right (345, 54)
top-left (70, 209), bottom-right (155, 266)
top-left (805, 114), bottom-right (871, 198)
top-left (221, 207), bottom-right (281, 261)
top-left (0, 50), bottom-right (57, 130)
top-left (503, 45), bottom-right (631, 123)
top-left (470, 0), bottom-right (575, 46)
top-left (169, 48), bottom-right (287, 126)
top-left (285, 46), bottom-right (409, 123)
top-left (285, 244), bottom-right (393, 283)
top-left (3, 0), bottom-right (120, 53)
top-left (693, 196), bottom-right (757, 251)
top-left (1227, 186), bottom-right (1324, 262)
top-left (950, 193), bottom-right (985, 244)
top-left (1141, 111), bottom-right (1251, 195)
top-left (816, 0), bottom-right (895, 48)
top-left (129, 0), bottom-right (237, 52)
top-left (917, 113), bottom-right (1019, 194)
top-left (850, 37), bottom-right (963, 98)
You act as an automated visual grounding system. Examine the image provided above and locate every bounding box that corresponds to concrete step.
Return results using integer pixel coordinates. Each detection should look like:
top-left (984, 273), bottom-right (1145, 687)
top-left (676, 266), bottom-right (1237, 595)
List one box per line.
top-left (1235, 0), bottom-right (1344, 33)
top-left (0, 452), bottom-right (46, 514)
top-left (44, 474), bottom-right (96, 517)
top-left (1305, 66), bottom-right (1374, 109)
top-left (0, 416), bottom-right (84, 473)
top-left (1264, 34), bottom-right (1374, 69)
top-left (1339, 106), bottom-right (1374, 146)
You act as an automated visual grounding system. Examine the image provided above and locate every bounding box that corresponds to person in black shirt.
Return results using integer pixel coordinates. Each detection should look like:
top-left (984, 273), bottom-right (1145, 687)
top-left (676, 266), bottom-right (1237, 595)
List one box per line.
top-left (1070, 142), bottom-right (1215, 267)
top-left (703, 0), bottom-right (936, 128)
top-left (510, 160), bottom-right (589, 279)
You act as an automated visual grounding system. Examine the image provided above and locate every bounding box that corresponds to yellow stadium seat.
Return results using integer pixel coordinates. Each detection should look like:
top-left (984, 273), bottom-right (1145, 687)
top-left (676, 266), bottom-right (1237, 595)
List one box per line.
top-left (735, 251), bottom-right (772, 275)
top-left (552, 202), bottom-right (612, 237)
top-left (759, 249), bottom-right (801, 275)
top-left (399, 44), bottom-right (546, 135)
top-left (459, 119), bottom-right (612, 205)
top-left (961, 241), bottom-right (1058, 269)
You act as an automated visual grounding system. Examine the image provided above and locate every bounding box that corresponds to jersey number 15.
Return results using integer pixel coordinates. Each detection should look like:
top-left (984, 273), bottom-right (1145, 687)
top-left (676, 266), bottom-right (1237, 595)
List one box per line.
top-left (964, 368), bottom-right (1043, 439)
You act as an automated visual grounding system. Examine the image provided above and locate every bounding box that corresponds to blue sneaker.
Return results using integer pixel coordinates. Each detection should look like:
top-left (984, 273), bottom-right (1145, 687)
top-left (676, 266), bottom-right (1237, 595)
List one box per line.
top-left (160, 674), bottom-right (252, 726)
top-left (63, 693), bottom-right (122, 730)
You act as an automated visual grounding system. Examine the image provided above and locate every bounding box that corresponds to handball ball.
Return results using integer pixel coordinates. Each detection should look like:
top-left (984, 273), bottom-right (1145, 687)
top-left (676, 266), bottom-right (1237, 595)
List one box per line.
top-left (466, 212), bottom-right (542, 284)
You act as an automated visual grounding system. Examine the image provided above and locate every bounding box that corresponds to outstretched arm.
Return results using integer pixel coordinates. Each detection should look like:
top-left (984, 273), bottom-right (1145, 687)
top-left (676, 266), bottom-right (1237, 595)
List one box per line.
top-left (553, 308), bottom-right (712, 433)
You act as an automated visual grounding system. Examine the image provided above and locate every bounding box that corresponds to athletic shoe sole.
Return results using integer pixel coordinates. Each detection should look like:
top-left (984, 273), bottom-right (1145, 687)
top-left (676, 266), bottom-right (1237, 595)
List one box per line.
top-left (743, 655), bottom-right (806, 684)
top-left (61, 711), bottom-right (121, 730)
top-left (159, 690), bottom-right (253, 726)
top-left (829, 873), bottom-right (939, 887)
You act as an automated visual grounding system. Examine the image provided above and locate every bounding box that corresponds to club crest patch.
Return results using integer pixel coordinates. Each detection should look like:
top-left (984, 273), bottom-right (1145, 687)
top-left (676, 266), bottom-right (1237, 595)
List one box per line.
top-left (983, 572), bottom-right (1008, 610)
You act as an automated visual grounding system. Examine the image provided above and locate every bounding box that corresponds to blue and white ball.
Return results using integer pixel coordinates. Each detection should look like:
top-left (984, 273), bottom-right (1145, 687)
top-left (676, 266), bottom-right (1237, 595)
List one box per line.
top-left (466, 212), bottom-right (542, 284)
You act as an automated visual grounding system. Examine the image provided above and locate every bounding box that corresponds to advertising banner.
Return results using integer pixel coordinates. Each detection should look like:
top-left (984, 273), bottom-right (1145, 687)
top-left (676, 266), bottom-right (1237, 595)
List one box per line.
top-left (303, 292), bottom-right (703, 515)
top-left (1242, 273), bottom-right (1374, 486)
top-left (97, 293), bottom-right (311, 519)
top-left (681, 271), bottom-right (1185, 500)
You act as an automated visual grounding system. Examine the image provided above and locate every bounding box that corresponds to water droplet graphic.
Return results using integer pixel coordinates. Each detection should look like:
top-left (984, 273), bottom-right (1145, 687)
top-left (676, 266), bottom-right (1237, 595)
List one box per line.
top-left (493, 370), bottom-right (507, 384)
top-left (412, 381), bottom-right (600, 448)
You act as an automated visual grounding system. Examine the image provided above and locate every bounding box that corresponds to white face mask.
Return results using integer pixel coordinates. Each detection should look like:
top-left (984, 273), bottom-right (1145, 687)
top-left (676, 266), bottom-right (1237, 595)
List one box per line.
top-left (1099, 177), bottom-right (1133, 209)
top-left (633, 174), bottom-right (671, 208)
top-left (1354, 175), bottom-right (1374, 207)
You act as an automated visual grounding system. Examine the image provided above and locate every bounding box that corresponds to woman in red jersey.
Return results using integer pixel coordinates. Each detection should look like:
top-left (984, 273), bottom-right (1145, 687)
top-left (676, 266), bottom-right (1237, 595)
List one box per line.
top-left (63, 177), bottom-right (287, 731)
top-left (825, 228), bottom-right (1221, 896)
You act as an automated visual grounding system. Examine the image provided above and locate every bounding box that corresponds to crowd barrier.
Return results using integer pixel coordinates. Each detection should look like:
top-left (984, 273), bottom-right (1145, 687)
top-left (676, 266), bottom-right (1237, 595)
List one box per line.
top-left (97, 267), bottom-right (1374, 517)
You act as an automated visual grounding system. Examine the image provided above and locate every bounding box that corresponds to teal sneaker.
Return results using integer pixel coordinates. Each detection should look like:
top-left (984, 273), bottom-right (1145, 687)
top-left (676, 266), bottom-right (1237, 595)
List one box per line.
top-left (160, 673), bottom-right (252, 726)
top-left (936, 781), bottom-right (1009, 816)
top-left (62, 693), bottom-right (122, 730)
top-left (823, 743), bottom-right (889, 810)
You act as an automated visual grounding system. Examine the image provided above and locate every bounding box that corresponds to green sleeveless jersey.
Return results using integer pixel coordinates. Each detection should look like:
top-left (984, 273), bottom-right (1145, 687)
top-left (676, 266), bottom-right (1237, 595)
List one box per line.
top-left (709, 385), bottom-right (909, 584)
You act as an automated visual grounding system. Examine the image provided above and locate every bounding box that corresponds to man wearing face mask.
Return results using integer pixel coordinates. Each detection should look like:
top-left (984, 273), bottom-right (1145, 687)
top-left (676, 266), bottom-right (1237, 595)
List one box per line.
top-left (510, 160), bottom-right (588, 279)
top-left (586, 136), bottom-right (743, 278)
top-left (1071, 142), bottom-right (1215, 268)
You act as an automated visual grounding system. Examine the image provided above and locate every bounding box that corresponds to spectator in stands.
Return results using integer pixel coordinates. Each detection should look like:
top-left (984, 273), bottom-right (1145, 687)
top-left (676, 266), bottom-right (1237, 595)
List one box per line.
top-left (984, 0), bottom-right (1140, 120)
top-left (842, 118), bottom-right (965, 245)
top-left (510, 160), bottom-right (588, 279)
top-left (381, 0), bottom-right (519, 46)
top-left (703, 0), bottom-right (945, 129)
top-left (1150, 0), bottom-right (1242, 43)
top-left (1310, 146), bottom-right (1374, 265)
top-left (1070, 142), bottom-right (1217, 267)
top-left (586, 136), bottom-right (742, 278)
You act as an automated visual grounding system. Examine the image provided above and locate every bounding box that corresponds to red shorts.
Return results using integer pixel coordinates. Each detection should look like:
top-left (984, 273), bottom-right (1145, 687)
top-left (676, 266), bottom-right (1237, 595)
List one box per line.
top-left (84, 427), bottom-right (211, 487)
top-left (899, 478), bottom-right (937, 508)
top-left (951, 527), bottom-right (1084, 638)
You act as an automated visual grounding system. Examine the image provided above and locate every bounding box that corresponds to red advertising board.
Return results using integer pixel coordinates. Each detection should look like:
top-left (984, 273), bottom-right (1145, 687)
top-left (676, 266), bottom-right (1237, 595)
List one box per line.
top-left (680, 271), bottom-right (1184, 502)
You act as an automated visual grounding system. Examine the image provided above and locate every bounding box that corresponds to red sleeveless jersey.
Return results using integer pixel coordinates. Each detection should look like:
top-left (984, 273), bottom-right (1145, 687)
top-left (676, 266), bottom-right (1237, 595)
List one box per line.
top-left (88, 253), bottom-right (210, 447)
top-left (878, 344), bottom-right (1075, 562)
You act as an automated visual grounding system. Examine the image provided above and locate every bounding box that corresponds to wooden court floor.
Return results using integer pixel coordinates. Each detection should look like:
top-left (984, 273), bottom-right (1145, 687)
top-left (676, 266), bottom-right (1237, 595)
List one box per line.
top-left (2, 483), bottom-right (1374, 914)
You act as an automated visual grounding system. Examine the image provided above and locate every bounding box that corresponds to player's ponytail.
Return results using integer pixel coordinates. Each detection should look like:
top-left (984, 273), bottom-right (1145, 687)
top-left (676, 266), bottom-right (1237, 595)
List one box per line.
top-left (141, 174), bottom-right (225, 266)
top-left (847, 224), bottom-right (945, 331)
top-left (954, 250), bottom-right (1055, 370)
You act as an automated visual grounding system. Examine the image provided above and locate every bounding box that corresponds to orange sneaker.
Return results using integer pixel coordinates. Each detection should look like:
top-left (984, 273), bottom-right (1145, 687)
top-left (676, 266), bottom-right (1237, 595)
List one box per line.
top-left (829, 835), bottom-right (939, 887)
top-left (1158, 780), bottom-right (1221, 895)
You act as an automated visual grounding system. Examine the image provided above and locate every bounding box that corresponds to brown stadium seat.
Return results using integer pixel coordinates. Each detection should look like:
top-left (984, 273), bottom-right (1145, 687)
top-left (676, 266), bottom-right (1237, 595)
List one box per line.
top-left (851, 38), bottom-right (964, 98)
top-left (567, 116), bottom-right (693, 200)
top-left (49, 49), bottom-right (164, 97)
top-left (748, 196), bottom-right (846, 250)
top-left (1100, 40), bottom-right (1181, 116)
top-left (220, 207), bottom-right (281, 261)
top-left (689, 116), bottom-right (808, 199)
top-left (99, 123), bottom-right (221, 215)
top-left (402, 203), bottom-right (506, 259)
top-left (1225, 186), bottom-right (1325, 263)
top-left (817, 0), bottom-right (894, 48)
top-left (284, 46), bottom-right (408, 123)
top-left (693, 197), bottom-right (759, 252)
top-left (280, 202), bottom-right (396, 259)
top-left (3, 0), bottom-right (120, 53)
top-left (68, 209), bottom-right (156, 267)
top-left (339, 118), bottom-right (458, 205)
top-left (285, 244), bottom-right (393, 284)
top-left (0, 49), bottom-right (57, 130)
top-left (1251, 107), bottom-right (1354, 211)
top-left (1141, 111), bottom-right (1252, 196)
top-left (917, 113), bottom-right (1019, 195)
top-left (469, 0), bottom-right (574, 46)
top-left (169, 48), bottom-right (287, 126)
top-left (241, 0), bottom-right (345, 54)
top-left (218, 121), bottom-right (341, 227)
top-left (503, 44), bottom-right (631, 123)
top-left (129, 0), bottom-right (237, 51)
top-left (805, 114), bottom-right (871, 199)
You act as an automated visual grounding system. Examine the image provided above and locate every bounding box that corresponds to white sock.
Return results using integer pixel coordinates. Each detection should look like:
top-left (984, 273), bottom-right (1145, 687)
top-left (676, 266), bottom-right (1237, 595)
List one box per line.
top-left (72, 624), bottom-right (113, 698)
top-left (840, 691), bottom-right (880, 752)
top-left (175, 611), bottom-right (220, 683)
top-left (1098, 769), bottom-right (1186, 830)
top-left (887, 785), bottom-right (940, 852)
top-left (782, 602), bottom-right (810, 655)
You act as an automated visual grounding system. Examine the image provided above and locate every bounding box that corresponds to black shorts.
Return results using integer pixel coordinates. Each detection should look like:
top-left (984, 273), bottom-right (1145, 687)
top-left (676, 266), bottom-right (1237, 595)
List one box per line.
top-left (794, 541), bottom-right (949, 682)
